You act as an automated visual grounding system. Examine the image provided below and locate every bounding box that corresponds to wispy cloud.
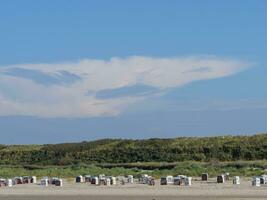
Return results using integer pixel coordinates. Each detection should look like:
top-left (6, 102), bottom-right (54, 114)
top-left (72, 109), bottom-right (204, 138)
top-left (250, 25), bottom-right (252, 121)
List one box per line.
top-left (0, 56), bottom-right (249, 117)
top-left (3, 68), bottom-right (81, 86)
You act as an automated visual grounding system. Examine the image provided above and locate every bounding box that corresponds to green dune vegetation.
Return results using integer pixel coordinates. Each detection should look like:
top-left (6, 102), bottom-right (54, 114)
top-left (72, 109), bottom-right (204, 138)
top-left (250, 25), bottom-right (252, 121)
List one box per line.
top-left (0, 134), bottom-right (266, 178)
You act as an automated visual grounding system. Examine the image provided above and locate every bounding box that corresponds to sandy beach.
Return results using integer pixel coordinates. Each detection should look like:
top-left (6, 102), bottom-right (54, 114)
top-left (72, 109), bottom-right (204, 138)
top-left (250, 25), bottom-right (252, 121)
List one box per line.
top-left (0, 178), bottom-right (266, 200)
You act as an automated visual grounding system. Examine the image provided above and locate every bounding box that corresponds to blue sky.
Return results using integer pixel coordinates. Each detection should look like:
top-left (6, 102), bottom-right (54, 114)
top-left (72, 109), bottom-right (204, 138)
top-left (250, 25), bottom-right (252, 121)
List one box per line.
top-left (0, 0), bottom-right (266, 144)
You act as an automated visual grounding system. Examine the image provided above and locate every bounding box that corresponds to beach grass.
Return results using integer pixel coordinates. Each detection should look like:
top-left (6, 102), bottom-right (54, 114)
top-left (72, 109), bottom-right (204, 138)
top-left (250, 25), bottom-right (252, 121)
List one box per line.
top-left (0, 160), bottom-right (266, 179)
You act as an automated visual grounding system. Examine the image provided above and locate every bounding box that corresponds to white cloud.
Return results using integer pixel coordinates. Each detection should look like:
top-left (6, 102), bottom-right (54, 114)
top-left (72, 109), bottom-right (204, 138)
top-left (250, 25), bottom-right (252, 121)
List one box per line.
top-left (0, 56), bottom-right (249, 117)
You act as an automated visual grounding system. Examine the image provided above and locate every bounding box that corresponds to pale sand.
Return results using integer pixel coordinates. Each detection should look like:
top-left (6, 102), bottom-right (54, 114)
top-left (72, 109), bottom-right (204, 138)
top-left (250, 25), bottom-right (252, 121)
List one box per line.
top-left (0, 178), bottom-right (266, 200)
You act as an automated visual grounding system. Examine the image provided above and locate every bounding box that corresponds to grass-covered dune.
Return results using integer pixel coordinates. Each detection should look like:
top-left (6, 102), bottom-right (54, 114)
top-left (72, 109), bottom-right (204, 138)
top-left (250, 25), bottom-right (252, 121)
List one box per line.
top-left (0, 134), bottom-right (266, 178)
top-left (0, 134), bottom-right (266, 165)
